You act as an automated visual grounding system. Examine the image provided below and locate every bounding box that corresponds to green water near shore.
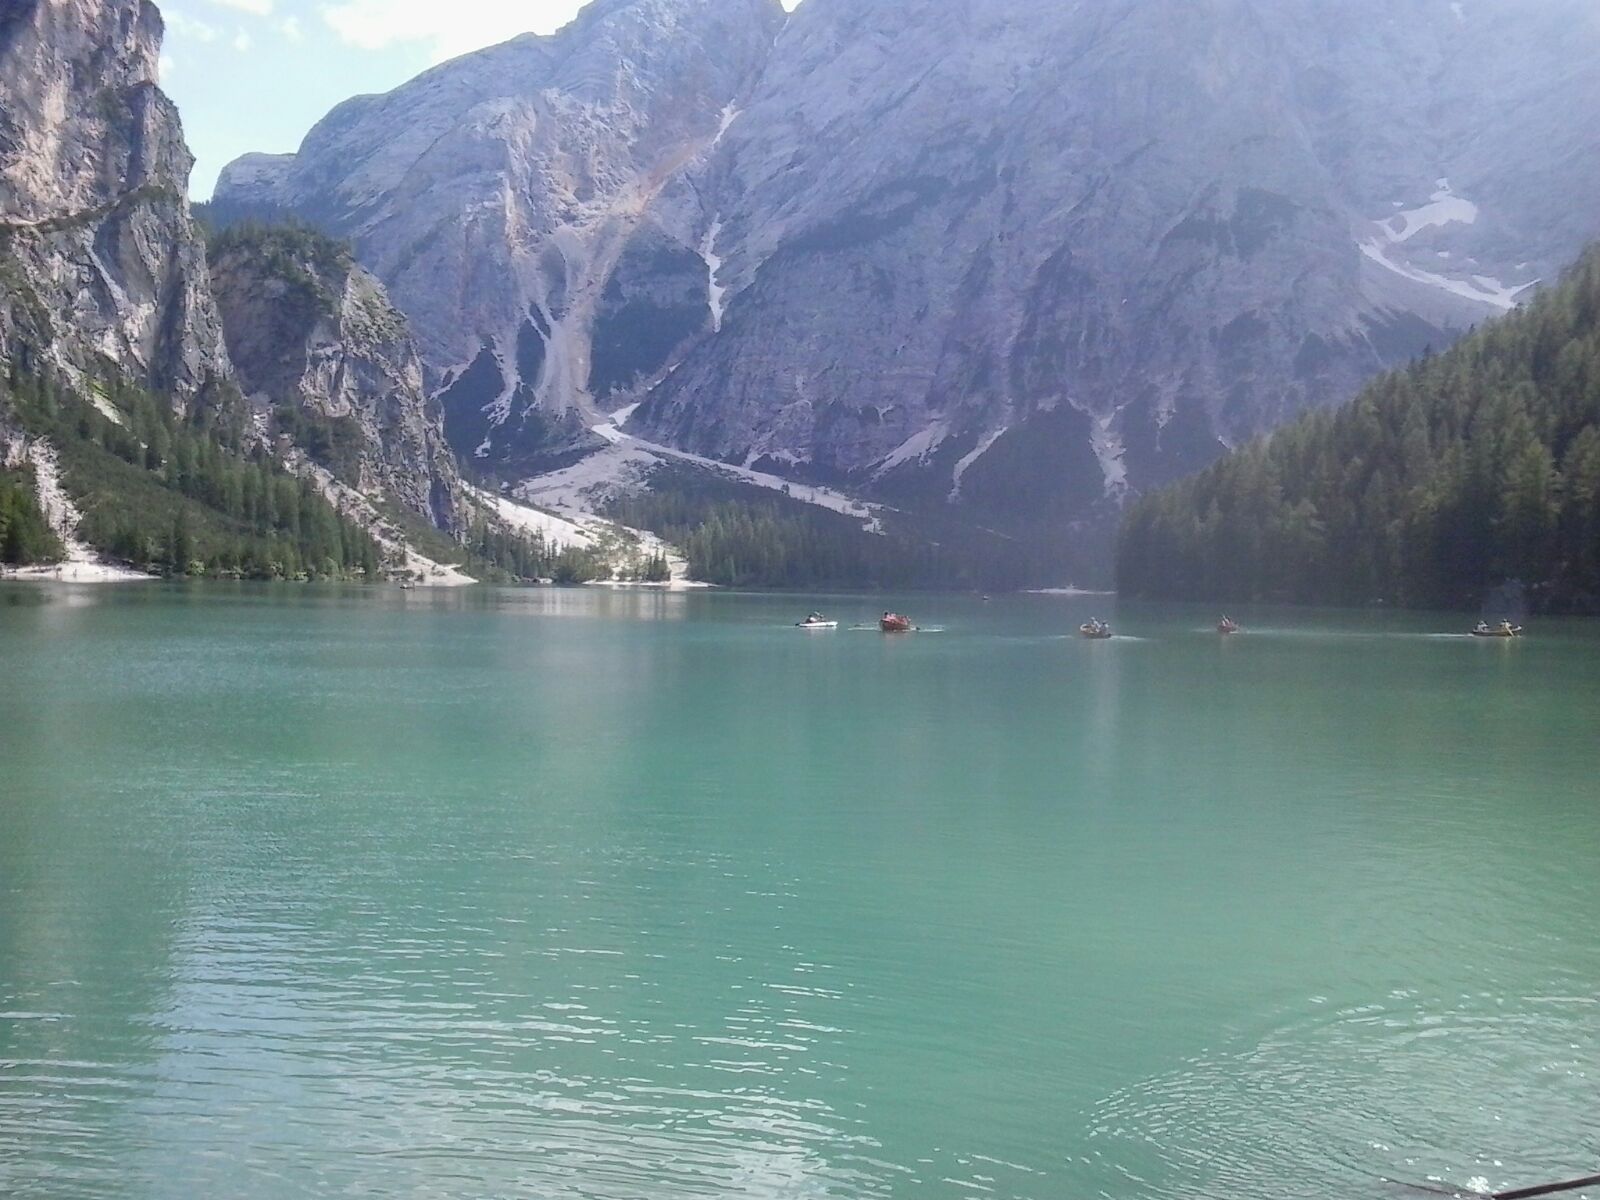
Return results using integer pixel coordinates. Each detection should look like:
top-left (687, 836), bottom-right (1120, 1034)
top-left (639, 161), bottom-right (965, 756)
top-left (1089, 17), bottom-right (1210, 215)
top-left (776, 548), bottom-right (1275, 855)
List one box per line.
top-left (2, 585), bottom-right (1596, 1198)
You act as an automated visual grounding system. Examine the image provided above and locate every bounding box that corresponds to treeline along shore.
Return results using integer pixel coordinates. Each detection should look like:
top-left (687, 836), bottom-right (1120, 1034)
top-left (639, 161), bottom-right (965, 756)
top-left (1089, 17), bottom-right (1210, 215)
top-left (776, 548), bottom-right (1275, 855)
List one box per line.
top-left (1117, 246), bottom-right (1600, 614)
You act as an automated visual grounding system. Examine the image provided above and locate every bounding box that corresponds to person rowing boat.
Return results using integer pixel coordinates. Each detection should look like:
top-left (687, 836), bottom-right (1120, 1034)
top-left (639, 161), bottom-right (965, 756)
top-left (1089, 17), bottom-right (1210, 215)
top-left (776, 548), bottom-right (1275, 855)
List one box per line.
top-left (1470, 620), bottom-right (1522, 638)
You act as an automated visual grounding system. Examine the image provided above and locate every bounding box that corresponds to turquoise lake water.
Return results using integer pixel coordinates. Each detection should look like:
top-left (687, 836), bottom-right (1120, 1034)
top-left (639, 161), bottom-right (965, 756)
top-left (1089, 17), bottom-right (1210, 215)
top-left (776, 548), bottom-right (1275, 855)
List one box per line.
top-left (1, 584), bottom-right (1597, 1198)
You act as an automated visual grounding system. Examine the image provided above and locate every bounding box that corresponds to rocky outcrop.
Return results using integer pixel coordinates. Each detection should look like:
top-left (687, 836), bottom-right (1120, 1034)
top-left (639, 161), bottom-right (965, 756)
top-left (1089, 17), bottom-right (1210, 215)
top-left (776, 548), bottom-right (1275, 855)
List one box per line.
top-left (207, 226), bottom-right (467, 531)
top-left (634, 0), bottom-right (1600, 529)
top-left (0, 0), bottom-right (228, 399)
top-left (213, 0), bottom-right (786, 469)
top-left (215, 0), bottom-right (1600, 540)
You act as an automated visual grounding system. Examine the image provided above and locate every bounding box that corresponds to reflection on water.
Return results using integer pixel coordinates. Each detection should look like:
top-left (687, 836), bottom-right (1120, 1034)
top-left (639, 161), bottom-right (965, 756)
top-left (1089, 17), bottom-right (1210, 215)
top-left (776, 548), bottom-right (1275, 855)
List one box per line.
top-left (1, 586), bottom-right (1597, 1199)
top-left (1088, 989), bottom-right (1599, 1200)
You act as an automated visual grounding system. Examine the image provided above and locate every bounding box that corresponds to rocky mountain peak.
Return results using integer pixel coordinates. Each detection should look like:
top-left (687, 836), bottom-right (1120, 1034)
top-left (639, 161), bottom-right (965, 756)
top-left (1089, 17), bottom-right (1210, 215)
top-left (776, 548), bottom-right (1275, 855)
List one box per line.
top-left (214, 0), bottom-right (786, 471)
top-left (0, 0), bottom-right (227, 397)
top-left (631, 0), bottom-right (1600, 532)
top-left (213, 0), bottom-right (1600, 566)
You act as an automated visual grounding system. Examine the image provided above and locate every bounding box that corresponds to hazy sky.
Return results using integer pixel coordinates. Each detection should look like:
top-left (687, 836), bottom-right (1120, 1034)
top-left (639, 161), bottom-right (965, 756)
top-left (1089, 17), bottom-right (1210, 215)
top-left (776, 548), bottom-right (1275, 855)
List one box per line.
top-left (159, 0), bottom-right (801, 199)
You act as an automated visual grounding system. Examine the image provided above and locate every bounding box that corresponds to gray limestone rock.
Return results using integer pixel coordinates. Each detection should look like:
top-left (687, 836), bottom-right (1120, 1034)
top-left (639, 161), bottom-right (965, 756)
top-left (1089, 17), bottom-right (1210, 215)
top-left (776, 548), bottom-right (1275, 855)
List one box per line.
top-left (214, 0), bottom-right (786, 468)
top-left (207, 227), bottom-right (468, 532)
top-left (0, 0), bottom-right (228, 399)
top-left (635, 0), bottom-right (1600, 526)
top-left (216, 0), bottom-right (1600, 535)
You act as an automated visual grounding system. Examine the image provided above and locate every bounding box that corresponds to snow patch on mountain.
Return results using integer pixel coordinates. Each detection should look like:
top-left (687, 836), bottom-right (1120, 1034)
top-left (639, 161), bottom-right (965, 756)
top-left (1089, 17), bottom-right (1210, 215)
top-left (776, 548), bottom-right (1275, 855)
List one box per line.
top-left (874, 422), bottom-right (950, 478)
top-left (514, 443), bottom-right (662, 514)
top-left (949, 428), bottom-right (1007, 501)
top-left (522, 400), bottom-right (886, 536)
top-left (1091, 413), bottom-right (1129, 496)
top-left (640, 433), bottom-right (884, 530)
top-left (1381, 181), bottom-right (1479, 243)
top-left (1358, 240), bottom-right (1536, 311)
top-left (467, 483), bottom-right (604, 550)
top-left (596, 402), bottom-right (881, 525)
top-left (1360, 180), bottom-right (1539, 312)
top-left (471, 482), bottom-right (699, 586)
top-left (701, 217), bottom-right (728, 333)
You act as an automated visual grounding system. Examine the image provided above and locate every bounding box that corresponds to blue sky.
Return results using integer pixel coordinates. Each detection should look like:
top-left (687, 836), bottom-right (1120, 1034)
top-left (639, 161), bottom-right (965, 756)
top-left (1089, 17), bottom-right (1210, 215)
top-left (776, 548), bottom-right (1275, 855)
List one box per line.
top-left (156, 0), bottom-right (679, 198)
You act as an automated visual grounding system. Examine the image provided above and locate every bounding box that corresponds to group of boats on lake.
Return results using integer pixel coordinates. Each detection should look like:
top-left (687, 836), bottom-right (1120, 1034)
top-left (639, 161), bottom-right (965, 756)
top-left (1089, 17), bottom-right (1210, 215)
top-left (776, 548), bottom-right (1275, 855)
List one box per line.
top-left (1079, 615), bottom-right (1239, 639)
top-left (795, 612), bottom-right (917, 632)
top-left (795, 611), bottom-right (1526, 639)
top-left (797, 611), bottom-right (1239, 638)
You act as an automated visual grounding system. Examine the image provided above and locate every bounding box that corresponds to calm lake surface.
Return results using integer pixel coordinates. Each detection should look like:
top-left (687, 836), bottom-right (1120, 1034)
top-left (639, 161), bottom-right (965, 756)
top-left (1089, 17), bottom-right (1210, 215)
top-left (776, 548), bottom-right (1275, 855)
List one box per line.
top-left (1, 584), bottom-right (1597, 1199)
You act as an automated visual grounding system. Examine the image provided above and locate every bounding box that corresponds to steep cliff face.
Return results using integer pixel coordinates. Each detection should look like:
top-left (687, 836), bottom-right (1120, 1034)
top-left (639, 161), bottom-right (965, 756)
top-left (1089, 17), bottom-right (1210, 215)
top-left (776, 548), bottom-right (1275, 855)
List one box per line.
top-left (213, 0), bottom-right (786, 469)
top-left (633, 0), bottom-right (1600, 527)
top-left (0, 0), bottom-right (227, 398)
top-left (215, 0), bottom-right (1600, 543)
top-left (206, 227), bottom-right (467, 531)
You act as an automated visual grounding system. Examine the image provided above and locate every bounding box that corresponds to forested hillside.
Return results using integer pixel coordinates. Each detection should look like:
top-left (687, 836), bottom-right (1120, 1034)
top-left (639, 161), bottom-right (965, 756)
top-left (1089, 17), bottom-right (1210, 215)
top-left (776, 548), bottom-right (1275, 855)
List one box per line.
top-left (608, 467), bottom-right (1070, 591)
top-left (1117, 247), bottom-right (1600, 612)
top-left (1, 365), bottom-right (382, 578)
top-left (0, 362), bottom-right (660, 585)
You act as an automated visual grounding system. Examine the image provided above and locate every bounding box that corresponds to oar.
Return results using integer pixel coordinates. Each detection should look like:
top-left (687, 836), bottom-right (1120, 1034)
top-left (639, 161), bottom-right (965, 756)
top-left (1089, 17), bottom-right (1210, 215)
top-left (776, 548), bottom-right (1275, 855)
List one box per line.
top-left (1385, 1174), bottom-right (1600, 1200)
top-left (1496, 1175), bottom-right (1600, 1200)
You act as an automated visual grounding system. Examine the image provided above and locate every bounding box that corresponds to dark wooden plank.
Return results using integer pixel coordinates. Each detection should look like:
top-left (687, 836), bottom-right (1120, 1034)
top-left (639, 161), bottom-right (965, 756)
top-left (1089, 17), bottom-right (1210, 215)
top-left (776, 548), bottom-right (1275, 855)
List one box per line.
top-left (1495, 1174), bottom-right (1600, 1200)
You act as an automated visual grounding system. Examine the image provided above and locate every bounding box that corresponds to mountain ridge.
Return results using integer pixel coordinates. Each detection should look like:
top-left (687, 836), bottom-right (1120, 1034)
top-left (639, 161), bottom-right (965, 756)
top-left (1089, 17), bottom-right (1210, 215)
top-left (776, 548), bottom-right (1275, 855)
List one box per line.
top-left (213, 0), bottom-right (1600, 560)
top-left (0, 0), bottom-right (586, 583)
top-left (212, 0), bottom-right (787, 473)
top-left (6, 0), bottom-right (1600, 588)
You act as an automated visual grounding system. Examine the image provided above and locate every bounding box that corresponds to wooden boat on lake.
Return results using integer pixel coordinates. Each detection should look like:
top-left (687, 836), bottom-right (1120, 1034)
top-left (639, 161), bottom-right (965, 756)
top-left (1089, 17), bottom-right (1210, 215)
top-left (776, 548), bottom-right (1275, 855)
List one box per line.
top-left (880, 612), bottom-right (914, 633)
top-left (1218, 616), bottom-right (1240, 635)
top-left (1471, 621), bottom-right (1523, 638)
top-left (1079, 620), bottom-right (1113, 640)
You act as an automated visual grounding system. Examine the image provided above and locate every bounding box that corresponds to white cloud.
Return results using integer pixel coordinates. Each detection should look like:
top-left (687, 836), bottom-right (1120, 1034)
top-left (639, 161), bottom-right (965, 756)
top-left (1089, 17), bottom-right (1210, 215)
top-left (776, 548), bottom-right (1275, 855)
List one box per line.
top-left (319, 0), bottom-right (584, 60)
top-left (163, 9), bottom-right (220, 42)
top-left (280, 14), bottom-right (303, 41)
top-left (233, 29), bottom-right (254, 51)
top-left (205, 0), bottom-right (274, 14)
top-left (159, 53), bottom-right (176, 78)
top-left (320, 0), bottom-right (804, 63)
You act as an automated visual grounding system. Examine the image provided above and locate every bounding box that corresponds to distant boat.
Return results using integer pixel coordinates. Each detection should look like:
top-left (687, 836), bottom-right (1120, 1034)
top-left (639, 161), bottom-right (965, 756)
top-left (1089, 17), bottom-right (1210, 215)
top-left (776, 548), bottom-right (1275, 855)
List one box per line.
top-left (1218, 616), bottom-right (1240, 635)
top-left (797, 613), bottom-right (838, 630)
top-left (1079, 620), bottom-right (1113, 640)
top-left (880, 612), bottom-right (914, 633)
top-left (1471, 621), bottom-right (1523, 638)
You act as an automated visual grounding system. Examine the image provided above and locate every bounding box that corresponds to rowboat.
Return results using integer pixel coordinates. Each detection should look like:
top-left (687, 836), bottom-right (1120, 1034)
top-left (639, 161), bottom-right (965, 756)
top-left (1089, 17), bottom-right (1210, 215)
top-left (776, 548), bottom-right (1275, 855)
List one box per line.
top-left (1079, 620), bottom-right (1113, 640)
top-left (880, 613), bottom-right (913, 633)
top-left (1470, 623), bottom-right (1522, 638)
